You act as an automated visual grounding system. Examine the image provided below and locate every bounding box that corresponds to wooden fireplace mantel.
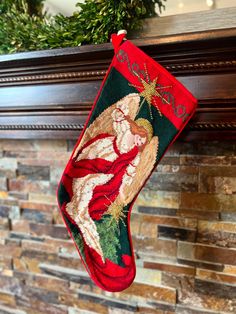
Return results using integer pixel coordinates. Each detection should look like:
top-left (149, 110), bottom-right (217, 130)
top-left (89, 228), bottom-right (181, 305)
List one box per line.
top-left (0, 26), bottom-right (236, 141)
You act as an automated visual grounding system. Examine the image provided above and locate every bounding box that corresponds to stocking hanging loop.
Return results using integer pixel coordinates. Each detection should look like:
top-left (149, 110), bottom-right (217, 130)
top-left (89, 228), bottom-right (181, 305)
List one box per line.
top-left (111, 30), bottom-right (127, 54)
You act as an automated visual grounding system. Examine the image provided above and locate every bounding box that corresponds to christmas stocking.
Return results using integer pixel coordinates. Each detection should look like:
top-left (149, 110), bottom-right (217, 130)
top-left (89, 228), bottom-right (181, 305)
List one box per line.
top-left (57, 32), bottom-right (197, 292)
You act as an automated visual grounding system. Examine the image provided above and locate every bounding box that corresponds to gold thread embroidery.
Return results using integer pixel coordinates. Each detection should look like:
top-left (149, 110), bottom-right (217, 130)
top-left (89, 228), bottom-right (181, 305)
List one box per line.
top-left (129, 66), bottom-right (172, 118)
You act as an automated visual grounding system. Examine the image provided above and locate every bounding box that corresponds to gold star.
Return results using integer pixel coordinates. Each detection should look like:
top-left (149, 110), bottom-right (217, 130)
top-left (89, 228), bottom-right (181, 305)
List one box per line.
top-left (140, 77), bottom-right (159, 107)
top-left (107, 202), bottom-right (126, 226)
top-left (104, 196), bottom-right (126, 227)
top-left (129, 64), bottom-right (172, 118)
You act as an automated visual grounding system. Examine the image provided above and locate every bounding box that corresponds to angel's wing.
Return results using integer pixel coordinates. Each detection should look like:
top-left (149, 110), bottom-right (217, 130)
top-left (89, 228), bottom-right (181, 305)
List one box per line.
top-left (66, 173), bottom-right (113, 262)
top-left (118, 136), bottom-right (159, 206)
top-left (72, 93), bottom-right (140, 159)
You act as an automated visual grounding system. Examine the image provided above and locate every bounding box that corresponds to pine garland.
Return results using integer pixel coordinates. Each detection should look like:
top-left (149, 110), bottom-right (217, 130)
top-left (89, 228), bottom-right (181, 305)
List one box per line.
top-left (0, 0), bottom-right (166, 54)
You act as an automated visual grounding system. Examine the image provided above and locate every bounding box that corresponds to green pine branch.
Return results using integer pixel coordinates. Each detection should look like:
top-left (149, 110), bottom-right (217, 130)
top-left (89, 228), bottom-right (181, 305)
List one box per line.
top-left (95, 215), bottom-right (121, 264)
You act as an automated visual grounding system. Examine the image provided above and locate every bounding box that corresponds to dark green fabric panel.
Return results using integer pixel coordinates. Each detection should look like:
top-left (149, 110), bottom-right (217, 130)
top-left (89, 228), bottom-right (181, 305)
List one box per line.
top-left (135, 100), bottom-right (178, 161)
top-left (116, 207), bottom-right (132, 259)
top-left (88, 68), bottom-right (137, 127)
top-left (57, 182), bottom-right (70, 207)
top-left (63, 213), bottom-right (86, 261)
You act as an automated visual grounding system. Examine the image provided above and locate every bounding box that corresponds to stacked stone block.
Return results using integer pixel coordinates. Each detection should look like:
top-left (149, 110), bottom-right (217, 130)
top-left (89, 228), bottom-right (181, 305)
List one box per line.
top-left (0, 139), bottom-right (235, 313)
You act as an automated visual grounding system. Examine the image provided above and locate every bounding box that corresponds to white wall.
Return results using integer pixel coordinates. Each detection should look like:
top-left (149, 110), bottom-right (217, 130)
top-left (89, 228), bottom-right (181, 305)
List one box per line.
top-left (160, 0), bottom-right (236, 16)
top-left (44, 0), bottom-right (81, 16)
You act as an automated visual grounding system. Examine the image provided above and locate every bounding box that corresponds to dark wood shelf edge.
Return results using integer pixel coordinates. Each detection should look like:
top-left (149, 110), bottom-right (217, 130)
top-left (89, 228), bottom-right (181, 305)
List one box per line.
top-left (0, 23), bottom-right (235, 141)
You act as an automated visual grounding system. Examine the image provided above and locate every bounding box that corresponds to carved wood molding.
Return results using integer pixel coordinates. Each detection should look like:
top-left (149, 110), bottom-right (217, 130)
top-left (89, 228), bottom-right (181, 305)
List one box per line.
top-left (0, 121), bottom-right (235, 131)
top-left (188, 122), bottom-right (236, 130)
top-left (1, 60), bottom-right (236, 87)
top-left (165, 60), bottom-right (236, 73)
top-left (0, 71), bottom-right (107, 86)
top-left (0, 124), bottom-right (83, 130)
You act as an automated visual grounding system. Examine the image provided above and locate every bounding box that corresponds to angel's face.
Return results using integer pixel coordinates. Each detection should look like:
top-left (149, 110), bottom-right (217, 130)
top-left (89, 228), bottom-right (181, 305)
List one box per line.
top-left (120, 130), bottom-right (146, 151)
top-left (122, 131), bottom-right (136, 148)
top-left (134, 134), bottom-right (146, 147)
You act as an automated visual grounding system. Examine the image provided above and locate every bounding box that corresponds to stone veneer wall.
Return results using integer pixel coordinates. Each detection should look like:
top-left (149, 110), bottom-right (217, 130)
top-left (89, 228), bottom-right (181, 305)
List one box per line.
top-left (0, 139), bottom-right (235, 314)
